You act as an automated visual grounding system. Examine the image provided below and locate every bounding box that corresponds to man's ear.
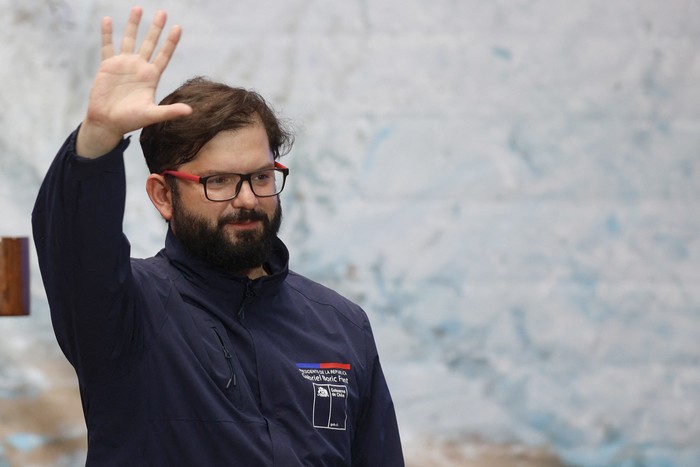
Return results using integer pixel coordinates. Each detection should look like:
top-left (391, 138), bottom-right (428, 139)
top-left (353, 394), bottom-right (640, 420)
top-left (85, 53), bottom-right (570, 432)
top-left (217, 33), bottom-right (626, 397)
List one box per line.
top-left (146, 174), bottom-right (174, 222)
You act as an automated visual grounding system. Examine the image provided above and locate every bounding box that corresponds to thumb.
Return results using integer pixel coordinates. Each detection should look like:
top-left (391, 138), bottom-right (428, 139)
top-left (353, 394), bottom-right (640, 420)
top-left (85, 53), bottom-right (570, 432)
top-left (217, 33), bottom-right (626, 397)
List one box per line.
top-left (148, 102), bottom-right (193, 124)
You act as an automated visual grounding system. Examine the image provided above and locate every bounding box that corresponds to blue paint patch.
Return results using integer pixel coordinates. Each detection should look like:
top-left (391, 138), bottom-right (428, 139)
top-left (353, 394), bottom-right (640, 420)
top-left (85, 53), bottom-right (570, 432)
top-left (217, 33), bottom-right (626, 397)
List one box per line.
top-left (566, 262), bottom-right (612, 321)
top-left (571, 266), bottom-right (599, 292)
top-left (604, 214), bottom-right (620, 235)
top-left (656, 120), bottom-right (671, 134)
top-left (528, 412), bottom-right (570, 444)
top-left (5, 432), bottom-right (46, 452)
top-left (507, 129), bottom-right (542, 176)
top-left (364, 126), bottom-right (394, 171)
top-left (510, 307), bottom-right (531, 348)
top-left (654, 234), bottom-right (689, 261)
top-left (432, 320), bottom-right (461, 338)
top-left (681, 159), bottom-right (694, 178)
top-left (492, 46), bottom-right (512, 61)
top-left (642, 71), bottom-right (670, 99)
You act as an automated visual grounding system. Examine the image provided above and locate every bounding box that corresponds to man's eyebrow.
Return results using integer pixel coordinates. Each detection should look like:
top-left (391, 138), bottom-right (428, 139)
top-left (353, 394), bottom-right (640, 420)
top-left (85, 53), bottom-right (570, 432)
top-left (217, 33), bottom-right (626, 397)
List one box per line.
top-left (198, 164), bottom-right (276, 177)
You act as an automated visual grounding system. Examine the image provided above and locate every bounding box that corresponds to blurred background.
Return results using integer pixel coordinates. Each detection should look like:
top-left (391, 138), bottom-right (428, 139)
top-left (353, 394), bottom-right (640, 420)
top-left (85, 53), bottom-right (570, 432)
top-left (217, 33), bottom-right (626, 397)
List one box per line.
top-left (1, 0), bottom-right (699, 466)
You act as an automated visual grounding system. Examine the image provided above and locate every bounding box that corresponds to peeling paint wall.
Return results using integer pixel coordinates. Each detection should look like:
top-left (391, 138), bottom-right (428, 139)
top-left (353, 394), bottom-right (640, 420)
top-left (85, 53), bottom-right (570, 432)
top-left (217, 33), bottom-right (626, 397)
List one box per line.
top-left (1, 1), bottom-right (699, 466)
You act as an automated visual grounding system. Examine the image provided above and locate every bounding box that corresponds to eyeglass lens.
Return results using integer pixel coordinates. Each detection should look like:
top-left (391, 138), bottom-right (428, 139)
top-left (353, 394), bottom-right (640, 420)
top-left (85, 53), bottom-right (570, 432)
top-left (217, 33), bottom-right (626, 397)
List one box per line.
top-left (205, 169), bottom-right (284, 201)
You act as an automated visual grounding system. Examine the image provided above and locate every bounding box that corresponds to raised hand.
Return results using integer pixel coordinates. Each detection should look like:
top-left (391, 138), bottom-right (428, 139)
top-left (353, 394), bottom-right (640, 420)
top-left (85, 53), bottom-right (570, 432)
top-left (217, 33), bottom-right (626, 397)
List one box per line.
top-left (76, 7), bottom-right (192, 158)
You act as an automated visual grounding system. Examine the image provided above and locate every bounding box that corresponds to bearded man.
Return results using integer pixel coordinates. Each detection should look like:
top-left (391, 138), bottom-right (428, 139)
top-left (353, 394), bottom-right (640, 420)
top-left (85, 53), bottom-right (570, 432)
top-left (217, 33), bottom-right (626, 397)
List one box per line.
top-left (32, 7), bottom-right (403, 467)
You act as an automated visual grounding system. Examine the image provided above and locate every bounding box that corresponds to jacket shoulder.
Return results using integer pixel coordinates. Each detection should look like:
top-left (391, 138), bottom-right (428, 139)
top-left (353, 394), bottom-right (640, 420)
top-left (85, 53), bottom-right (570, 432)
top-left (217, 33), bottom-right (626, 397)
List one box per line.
top-left (130, 254), bottom-right (178, 289)
top-left (285, 271), bottom-right (369, 330)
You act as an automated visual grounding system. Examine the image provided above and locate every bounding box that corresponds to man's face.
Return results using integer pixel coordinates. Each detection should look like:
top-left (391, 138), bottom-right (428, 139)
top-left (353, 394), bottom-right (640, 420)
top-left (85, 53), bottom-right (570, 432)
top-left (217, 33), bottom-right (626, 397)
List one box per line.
top-left (168, 122), bottom-right (282, 275)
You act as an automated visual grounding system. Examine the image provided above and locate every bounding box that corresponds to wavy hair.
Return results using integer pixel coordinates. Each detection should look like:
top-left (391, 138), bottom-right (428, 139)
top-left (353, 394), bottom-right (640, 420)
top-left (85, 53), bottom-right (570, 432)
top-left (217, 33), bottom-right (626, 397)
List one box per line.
top-left (140, 77), bottom-right (293, 174)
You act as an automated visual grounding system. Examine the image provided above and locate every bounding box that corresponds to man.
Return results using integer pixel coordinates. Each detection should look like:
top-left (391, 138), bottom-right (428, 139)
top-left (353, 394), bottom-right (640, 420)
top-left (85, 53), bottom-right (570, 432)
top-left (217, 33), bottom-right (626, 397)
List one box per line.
top-left (32, 7), bottom-right (403, 466)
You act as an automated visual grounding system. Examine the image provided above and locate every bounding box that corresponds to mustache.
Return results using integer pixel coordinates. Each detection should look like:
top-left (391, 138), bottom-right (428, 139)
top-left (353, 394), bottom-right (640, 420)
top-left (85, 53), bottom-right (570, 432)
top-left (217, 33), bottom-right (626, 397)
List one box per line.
top-left (217, 210), bottom-right (268, 228)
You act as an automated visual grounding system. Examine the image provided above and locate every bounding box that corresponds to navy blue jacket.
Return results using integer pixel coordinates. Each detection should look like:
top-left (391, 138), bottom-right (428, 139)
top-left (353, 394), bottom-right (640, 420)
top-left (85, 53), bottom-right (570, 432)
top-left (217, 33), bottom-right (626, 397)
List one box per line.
top-left (32, 130), bottom-right (404, 466)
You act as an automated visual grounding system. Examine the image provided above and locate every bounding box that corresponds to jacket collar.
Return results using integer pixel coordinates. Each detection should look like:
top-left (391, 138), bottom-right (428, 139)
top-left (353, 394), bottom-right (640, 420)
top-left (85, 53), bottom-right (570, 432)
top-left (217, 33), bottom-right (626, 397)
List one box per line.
top-left (162, 228), bottom-right (289, 300)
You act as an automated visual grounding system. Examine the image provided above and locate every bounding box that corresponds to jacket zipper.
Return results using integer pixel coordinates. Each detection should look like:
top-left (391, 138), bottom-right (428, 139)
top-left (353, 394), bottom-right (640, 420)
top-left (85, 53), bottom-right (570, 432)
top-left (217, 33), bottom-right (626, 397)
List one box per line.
top-left (237, 282), bottom-right (256, 321)
top-left (212, 327), bottom-right (237, 389)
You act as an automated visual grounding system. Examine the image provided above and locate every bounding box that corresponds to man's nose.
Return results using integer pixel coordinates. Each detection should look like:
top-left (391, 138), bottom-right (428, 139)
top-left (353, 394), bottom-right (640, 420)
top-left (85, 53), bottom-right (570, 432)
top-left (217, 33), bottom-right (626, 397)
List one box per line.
top-left (231, 180), bottom-right (258, 209)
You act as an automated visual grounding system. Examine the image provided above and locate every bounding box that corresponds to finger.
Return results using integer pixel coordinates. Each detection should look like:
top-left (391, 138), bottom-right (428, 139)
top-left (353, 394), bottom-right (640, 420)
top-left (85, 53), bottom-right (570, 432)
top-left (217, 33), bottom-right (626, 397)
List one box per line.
top-left (100, 16), bottom-right (114, 60)
top-left (147, 102), bottom-right (193, 125)
top-left (139, 10), bottom-right (167, 61)
top-left (152, 25), bottom-right (182, 73)
top-left (120, 6), bottom-right (143, 54)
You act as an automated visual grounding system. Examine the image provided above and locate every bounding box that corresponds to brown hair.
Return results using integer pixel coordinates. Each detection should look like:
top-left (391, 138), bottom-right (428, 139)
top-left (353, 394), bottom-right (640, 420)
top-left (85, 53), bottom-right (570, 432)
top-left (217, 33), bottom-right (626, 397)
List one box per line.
top-left (140, 77), bottom-right (293, 174)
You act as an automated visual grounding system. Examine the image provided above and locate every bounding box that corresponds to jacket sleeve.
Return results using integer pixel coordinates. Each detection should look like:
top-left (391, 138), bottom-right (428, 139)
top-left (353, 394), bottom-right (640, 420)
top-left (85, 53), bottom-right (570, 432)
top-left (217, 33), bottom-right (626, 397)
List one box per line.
top-left (32, 128), bottom-right (143, 385)
top-left (352, 319), bottom-right (405, 466)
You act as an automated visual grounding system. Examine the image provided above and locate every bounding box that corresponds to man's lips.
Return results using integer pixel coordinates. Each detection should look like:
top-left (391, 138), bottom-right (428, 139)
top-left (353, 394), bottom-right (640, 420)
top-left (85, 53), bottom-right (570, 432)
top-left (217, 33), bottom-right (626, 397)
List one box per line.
top-left (219, 212), bottom-right (266, 230)
top-left (225, 219), bottom-right (261, 230)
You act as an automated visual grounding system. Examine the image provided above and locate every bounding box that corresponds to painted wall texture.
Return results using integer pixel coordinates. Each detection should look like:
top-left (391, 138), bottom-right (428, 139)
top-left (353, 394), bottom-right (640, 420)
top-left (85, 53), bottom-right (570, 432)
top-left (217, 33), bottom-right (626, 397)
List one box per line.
top-left (0, 0), bottom-right (699, 466)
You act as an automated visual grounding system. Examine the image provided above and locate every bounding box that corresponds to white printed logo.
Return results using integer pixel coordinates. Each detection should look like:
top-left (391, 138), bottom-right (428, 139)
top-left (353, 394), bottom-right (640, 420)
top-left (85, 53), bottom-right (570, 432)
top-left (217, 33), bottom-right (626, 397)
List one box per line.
top-left (296, 363), bottom-right (351, 431)
top-left (312, 384), bottom-right (348, 431)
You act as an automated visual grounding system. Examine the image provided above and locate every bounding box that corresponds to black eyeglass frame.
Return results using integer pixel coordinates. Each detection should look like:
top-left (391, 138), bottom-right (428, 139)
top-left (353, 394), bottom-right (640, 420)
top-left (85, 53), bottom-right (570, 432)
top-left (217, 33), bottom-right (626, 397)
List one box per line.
top-left (161, 161), bottom-right (289, 202)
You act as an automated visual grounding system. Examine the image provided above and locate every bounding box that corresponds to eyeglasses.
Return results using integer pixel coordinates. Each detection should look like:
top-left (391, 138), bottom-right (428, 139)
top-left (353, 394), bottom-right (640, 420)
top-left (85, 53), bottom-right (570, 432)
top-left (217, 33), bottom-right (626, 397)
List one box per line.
top-left (161, 161), bottom-right (289, 202)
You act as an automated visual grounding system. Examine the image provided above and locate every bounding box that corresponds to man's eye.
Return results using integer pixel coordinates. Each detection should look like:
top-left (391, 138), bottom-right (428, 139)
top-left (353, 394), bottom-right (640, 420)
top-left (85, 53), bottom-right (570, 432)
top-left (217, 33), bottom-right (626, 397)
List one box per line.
top-left (252, 171), bottom-right (274, 183)
top-left (208, 175), bottom-right (236, 187)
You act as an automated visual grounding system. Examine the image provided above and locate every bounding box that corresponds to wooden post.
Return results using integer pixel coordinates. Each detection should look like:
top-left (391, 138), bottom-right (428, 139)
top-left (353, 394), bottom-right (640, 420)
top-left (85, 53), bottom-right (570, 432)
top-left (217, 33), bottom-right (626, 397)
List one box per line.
top-left (0, 237), bottom-right (30, 316)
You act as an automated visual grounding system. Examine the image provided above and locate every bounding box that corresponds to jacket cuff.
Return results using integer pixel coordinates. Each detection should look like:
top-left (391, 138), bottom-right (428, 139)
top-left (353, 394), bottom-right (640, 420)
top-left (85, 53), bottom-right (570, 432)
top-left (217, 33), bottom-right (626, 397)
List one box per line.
top-left (67, 125), bottom-right (132, 178)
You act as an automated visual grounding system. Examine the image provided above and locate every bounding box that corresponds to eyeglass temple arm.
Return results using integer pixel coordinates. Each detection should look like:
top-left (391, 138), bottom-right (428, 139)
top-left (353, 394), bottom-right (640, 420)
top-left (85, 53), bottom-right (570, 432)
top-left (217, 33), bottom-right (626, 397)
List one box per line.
top-left (161, 162), bottom-right (288, 180)
top-left (160, 170), bottom-right (201, 182)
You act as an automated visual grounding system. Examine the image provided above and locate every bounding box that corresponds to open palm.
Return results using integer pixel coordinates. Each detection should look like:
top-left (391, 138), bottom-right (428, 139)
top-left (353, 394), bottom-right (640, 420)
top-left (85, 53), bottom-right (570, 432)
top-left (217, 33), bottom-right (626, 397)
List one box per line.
top-left (78, 8), bottom-right (191, 157)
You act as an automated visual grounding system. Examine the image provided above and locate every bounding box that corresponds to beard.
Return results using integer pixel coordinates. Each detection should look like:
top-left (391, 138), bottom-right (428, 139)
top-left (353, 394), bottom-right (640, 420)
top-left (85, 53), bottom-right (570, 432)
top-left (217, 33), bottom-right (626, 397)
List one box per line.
top-left (171, 194), bottom-right (282, 273)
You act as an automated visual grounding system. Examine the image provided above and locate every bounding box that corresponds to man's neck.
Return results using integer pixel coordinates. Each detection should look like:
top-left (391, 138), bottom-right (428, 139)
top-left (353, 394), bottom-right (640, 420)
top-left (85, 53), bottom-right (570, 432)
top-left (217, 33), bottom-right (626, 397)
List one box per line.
top-left (241, 264), bottom-right (268, 280)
